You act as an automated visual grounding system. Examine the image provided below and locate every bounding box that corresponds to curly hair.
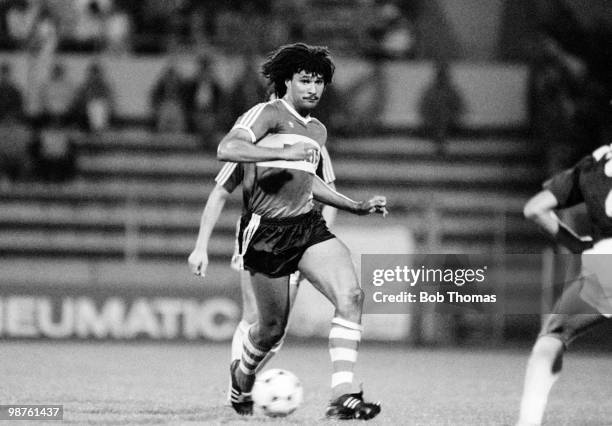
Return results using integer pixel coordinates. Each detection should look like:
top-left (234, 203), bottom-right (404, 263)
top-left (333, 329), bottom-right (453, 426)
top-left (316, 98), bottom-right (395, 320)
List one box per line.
top-left (261, 43), bottom-right (335, 98)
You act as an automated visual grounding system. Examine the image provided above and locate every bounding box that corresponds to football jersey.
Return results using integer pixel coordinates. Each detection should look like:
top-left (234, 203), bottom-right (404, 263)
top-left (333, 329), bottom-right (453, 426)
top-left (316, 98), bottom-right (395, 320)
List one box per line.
top-left (215, 147), bottom-right (335, 193)
top-left (225, 98), bottom-right (329, 218)
top-left (544, 145), bottom-right (612, 241)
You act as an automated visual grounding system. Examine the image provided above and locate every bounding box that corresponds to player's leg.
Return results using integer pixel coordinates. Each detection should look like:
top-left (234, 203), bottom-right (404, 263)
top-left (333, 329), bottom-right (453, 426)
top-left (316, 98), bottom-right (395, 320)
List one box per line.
top-left (517, 278), bottom-right (607, 426)
top-left (254, 272), bottom-right (300, 372)
top-left (226, 271), bottom-right (258, 405)
top-left (232, 273), bottom-right (291, 388)
top-left (231, 271), bottom-right (258, 362)
top-left (299, 237), bottom-right (380, 420)
top-left (231, 271), bottom-right (299, 365)
top-left (230, 272), bottom-right (291, 415)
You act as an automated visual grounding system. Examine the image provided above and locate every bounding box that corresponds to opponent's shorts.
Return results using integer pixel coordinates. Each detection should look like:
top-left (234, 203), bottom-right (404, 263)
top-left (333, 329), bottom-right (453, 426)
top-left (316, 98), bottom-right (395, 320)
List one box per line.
top-left (539, 278), bottom-right (606, 346)
top-left (235, 209), bottom-right (335, 278)
top-left (539, 240), bottom-right (612, 345)
top-left (578, 240), bottom-right (612, 317)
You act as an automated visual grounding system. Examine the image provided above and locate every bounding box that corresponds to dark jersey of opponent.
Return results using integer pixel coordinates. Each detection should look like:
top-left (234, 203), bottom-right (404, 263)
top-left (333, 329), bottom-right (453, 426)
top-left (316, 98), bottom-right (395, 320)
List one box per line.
top-left (544, 145), bottom-right (612, 242)
top-left (220, 98), bottom-right (330, 218)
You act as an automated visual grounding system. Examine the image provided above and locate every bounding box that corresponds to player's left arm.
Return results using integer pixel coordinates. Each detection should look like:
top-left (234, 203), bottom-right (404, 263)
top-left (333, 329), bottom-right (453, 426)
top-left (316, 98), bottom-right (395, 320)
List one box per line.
top-left (523, 189), bottom-right (593, 253)
top-left (318, 146), bottom-right (337, 225)
top-left (321, 184), bottom-right (337, 225)
top-left (312, 175), bottom-right (388, 216)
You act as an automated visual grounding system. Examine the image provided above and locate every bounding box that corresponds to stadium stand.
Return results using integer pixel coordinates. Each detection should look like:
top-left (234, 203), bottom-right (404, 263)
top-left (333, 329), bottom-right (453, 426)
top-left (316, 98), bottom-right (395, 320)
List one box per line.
top-left (0, 127), bottom-right (544, 260)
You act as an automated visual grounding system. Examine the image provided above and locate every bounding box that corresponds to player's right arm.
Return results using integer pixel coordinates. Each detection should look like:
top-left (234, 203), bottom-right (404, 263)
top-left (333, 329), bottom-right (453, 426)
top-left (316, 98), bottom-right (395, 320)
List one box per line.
top-left (217, 103), bottom-right (313, 162)
top-left (217, 128), bottom-right (312, 162)
top-left (523, 189), bottom-right (592, 253)
top-left (188, 183), bottom-right (232, 277)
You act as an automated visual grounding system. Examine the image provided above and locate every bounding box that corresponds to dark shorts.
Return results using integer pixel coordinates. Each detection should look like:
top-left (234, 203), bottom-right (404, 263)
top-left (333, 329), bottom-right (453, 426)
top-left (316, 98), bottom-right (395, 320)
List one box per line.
top-left (237, 209), bottom-right (335, 278)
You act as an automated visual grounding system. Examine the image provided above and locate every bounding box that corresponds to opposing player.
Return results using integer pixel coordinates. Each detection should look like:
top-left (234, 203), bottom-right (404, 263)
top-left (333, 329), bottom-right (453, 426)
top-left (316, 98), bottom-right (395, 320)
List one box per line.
top-left (516, 144), bottom-right (612, 426)
top-left (187, 149), bottom-right (337, 396)
top-left (216, 43), bottom-right (386, 420)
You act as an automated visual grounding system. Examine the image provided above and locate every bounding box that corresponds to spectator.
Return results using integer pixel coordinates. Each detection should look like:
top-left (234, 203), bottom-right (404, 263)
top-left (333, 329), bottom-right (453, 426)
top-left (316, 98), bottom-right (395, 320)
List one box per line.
top-left (24, 4), bottom-right (59, 118)
top-left (0, 119), bottom-right (33, 186)
top-left (40, 62), bottom-right (75, 126)
top-left (0, 62), bottom-right (24, 123)
top-left (70, 0), bottom-right (107, 52)
top-left (5, 0), bottom-right (38, 49)
top-left (314, 83), bottom-right (348, 136)
top-left (30, 123), bottom-right (77, 183)
top-left (538, 0), bottom-right (612, 159)
top-left (150, 63), bottom-right (187, 133)
top-left (103, 2), bottom-right (132, 54)
top-left (529, 38), bottom-right (582, 173)
top-left (419, 61), bottom-right (465, 155)
top-left (73, 62), bottom-right (114, 132)
top-left (367, 1), bottom-right (417, 60)
top-left (187, 1), bottom-right (217, 47)
top-left (184, 55), bottom-right (222, 146)
top-left (227, 53), bottom-right (267, 127)
top-left (26, 4), bottom-right (58, 53)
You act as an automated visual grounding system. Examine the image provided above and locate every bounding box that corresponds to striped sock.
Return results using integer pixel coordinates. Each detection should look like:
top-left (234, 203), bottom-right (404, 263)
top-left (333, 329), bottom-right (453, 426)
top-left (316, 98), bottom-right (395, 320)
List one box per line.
top-left (329, 317), bottom-right (362, 398)
top-left (227, 320), bottom-right (253, 404)
top-left (239, 328), bottom-right (269, 379)
top-left (231, 320), bottom-right (251, 361)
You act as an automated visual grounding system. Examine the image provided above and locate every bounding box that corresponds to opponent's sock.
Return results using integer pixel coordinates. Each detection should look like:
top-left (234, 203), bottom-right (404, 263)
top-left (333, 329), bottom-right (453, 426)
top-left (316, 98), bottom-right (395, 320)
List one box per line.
top-left (237, 328), bottom-right (269, 390)
top-left (231, 320), bottom-right (251, 361)
top-left (517, 337), bottom-right (563, 426)
top-left (328, 317), bottom-right (362, 398)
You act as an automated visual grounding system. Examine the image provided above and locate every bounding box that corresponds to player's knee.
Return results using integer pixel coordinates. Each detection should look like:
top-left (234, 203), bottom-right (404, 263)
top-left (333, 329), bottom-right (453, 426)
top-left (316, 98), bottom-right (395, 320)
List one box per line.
top-left (258, 319), bottom-right (287, 348)
top-left (336, 287), bottom-right (364, 317)
top-left (531, 336), bottom-right (565, 373)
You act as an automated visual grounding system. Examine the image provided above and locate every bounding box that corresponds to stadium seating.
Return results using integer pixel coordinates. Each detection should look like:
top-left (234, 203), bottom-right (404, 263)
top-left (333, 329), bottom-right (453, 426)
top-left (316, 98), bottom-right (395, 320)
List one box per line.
top-left (0, 128), bottom-right (545, 262)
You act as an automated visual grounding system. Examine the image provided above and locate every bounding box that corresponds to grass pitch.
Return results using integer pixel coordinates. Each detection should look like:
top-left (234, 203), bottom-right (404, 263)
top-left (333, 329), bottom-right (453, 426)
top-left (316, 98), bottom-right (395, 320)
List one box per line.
top-left (1, 341), bottom-right (611, 425)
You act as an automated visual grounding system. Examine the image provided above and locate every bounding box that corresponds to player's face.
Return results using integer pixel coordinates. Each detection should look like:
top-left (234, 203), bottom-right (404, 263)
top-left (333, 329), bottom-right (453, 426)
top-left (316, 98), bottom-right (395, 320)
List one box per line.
top-left (284, 71), bottom-right (325, 113)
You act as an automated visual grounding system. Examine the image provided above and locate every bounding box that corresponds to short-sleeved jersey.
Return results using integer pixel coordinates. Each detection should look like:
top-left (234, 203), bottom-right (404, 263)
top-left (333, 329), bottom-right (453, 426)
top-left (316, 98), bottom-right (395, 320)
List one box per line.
top-left (544, 145), bottom-right (612, 241)
top-left (215, 145), bottom-right (336, 214)
top-left (227, 98), bottom-right (328, 218)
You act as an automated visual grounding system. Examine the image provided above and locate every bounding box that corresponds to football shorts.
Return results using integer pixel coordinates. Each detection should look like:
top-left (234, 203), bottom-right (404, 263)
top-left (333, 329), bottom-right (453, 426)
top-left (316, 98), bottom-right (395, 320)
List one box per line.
top-left (579, 239), bottom-right (612, 317)
top-left (236, 209), bottom-right (335, 278)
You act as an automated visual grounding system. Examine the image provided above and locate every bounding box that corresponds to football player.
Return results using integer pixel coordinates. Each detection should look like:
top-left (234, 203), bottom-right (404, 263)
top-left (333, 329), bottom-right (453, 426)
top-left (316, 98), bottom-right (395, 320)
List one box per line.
top-left (216, 42), bottom-right (385, 419)
top-left (517, 144), bottom-right (612, 426)
top-left (188, 152), bottom-right (336, 402)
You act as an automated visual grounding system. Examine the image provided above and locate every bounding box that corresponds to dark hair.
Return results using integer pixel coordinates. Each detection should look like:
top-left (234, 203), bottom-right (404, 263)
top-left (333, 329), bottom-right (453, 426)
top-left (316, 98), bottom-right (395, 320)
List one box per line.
top-left (261, 43), bottom-right (335, 98)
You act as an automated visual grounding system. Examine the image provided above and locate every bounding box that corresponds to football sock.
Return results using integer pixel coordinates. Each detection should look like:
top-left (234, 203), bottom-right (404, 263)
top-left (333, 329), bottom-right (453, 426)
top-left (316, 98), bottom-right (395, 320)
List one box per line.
top-left (231, 320), bottom-right (251, 361)
top-left (238, 327), bottom-right (269, 389)
top-left (517, 336), bottom-right (563, 426)
top-left (329, 317), bottom-right (362, 398)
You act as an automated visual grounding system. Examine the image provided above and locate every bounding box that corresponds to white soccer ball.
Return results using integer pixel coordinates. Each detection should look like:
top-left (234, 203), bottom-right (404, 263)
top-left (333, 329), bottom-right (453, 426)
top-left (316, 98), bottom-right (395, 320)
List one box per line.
top-left (252, 368), bottom-right (303, 417)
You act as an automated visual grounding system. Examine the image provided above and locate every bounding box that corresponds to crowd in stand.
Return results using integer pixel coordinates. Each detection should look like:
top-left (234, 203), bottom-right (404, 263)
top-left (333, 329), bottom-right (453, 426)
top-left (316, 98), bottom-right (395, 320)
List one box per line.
top-left (0, 0), bottom-right (420, 187)
top-left (0, 0), bottom-right (418, 57)
top-left (0, 51), bottom-right (276, 184)
top-left (529, 0), bottom-right (612, 174)
top-left (0, 0), bottom-right (610, 188)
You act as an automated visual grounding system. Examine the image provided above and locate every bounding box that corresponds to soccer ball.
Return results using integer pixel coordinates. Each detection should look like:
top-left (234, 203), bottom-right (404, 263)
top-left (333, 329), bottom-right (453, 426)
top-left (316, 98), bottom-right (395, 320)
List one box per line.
top-left (252, 368), bottom-right (303, 417)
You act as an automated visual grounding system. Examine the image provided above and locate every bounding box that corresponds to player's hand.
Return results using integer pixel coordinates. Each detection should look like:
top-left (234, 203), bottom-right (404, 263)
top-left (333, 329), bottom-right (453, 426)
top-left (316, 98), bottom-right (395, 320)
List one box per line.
top-left (284, 141), bottom-right (317, 162)
top-left (188, 248), bottom-right (209, 278)
top-left (354, 195), bottom-right (388, 216)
